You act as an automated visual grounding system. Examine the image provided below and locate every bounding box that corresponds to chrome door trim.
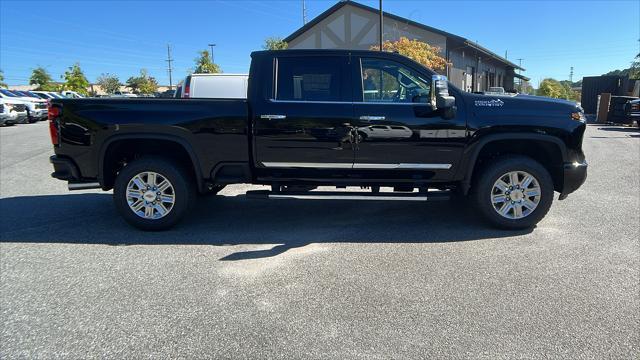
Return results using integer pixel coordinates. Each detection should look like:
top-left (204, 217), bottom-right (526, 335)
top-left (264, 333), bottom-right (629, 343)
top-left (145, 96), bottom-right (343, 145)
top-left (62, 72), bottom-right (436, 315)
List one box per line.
top-left (359, 115), bottom-right (386, 121)
top-left (261, 162), bottom-right (353, 169)
top-left (353, 163), bottom-right (452, 170)
top-left (260, 114), bottom-right (287, 120)
top-left (261, 162), bottom-right (452, 170)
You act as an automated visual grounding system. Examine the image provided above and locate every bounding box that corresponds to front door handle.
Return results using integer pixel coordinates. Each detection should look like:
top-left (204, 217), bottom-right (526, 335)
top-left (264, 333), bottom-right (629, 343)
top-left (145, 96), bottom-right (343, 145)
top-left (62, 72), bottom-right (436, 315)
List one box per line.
top-left (359, 115), bottom-right (385, 121)
top-left (260, 114), bottom-right (287, 120)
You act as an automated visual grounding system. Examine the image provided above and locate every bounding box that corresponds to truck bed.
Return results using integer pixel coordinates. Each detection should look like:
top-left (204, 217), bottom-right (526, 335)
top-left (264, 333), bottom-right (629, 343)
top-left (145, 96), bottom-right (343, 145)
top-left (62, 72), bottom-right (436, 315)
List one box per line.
top-left (50, 98), bottom-right (250, 185)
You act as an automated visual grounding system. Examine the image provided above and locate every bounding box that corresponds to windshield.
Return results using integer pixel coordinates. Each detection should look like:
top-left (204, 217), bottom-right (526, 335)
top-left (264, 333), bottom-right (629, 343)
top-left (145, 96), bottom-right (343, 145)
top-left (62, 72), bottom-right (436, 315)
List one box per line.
top-left (49, 93), bottom-right (63, 99)
top-left (33, 93), bottom-right (52, 99)
top-left (0, 89), bottom-right (17, 97)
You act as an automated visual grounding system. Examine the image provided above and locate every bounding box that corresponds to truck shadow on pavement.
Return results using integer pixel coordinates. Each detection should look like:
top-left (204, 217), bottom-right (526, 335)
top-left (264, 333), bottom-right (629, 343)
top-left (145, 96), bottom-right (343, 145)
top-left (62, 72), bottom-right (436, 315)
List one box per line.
top-left (0, 193), bottom-right (532, 260)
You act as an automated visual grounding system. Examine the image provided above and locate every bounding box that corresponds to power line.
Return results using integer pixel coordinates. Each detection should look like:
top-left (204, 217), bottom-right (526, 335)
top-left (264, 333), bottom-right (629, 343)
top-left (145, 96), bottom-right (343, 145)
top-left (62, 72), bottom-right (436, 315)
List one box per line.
top-left (166, 44), bottom-right (174, 90)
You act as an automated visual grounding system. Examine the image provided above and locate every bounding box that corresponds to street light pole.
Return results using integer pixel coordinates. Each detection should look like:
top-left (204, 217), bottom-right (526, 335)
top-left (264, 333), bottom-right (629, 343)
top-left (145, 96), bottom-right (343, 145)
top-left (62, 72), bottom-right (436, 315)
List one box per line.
top-left (379, 0), bottom-right (383, 51)
top-left (208, 43), bottom-right (216, 62)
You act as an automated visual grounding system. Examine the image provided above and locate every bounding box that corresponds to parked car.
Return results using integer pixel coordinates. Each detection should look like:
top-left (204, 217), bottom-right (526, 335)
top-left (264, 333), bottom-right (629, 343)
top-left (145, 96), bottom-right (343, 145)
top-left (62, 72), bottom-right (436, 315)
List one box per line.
top-left (29, 91), bottom-right (53, 99)
top-left (158, 89), bottom-right (176, 98)
top-left (180, 73), bottom-right (248, 99)
top-left (111, 91), bottom-right (138, 98)
top-left (174, 84), bottom-right (183, 98)
top-left (624, 98), bottom-right (640, 128)
top-left (48, 49), bottom-right (588, 231)
top-left (0, 98), bottom-right (29, 125)
top-left (31, 91), bottom-right (64, 100)
top-left (61, 91), bottom-right (85, 98)
top-left (9, 90), bottom-right (48, 122)
top-left (0, 89), bottom-right (47, 122)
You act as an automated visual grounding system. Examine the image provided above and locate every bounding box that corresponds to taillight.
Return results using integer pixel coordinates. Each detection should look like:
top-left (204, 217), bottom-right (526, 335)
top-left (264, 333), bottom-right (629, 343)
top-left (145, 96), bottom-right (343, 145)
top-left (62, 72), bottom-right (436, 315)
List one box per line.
top-left (48, 104), bottom-right (61, 145)
top-left (183, 83), bottom-right (190, 98)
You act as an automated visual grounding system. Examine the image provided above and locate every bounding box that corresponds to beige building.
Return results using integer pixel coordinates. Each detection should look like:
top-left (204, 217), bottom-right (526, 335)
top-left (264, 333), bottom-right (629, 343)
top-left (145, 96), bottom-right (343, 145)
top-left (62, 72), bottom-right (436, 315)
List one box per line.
top-left (284, 1), bottom-right (529, 92)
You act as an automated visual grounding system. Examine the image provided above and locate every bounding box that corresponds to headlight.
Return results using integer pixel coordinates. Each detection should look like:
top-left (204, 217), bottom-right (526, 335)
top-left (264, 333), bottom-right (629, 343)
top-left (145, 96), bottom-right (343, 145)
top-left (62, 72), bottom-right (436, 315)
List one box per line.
top-left (571, 112), bottom-right (586, 122)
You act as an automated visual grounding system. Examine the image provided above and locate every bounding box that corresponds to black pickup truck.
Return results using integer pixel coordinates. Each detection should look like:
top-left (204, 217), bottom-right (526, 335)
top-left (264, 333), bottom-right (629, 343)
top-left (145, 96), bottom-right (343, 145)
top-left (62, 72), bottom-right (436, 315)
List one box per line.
top-left (48, 49), bottom-right (587, 230)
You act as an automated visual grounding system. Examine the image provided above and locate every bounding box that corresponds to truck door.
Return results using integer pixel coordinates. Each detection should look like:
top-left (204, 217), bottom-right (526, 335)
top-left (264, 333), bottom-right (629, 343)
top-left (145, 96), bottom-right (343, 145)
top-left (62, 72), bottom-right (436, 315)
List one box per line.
top-left (252, 54), bottom-right (354, 172)
top-left (352, 56), bottom-right (467, 181)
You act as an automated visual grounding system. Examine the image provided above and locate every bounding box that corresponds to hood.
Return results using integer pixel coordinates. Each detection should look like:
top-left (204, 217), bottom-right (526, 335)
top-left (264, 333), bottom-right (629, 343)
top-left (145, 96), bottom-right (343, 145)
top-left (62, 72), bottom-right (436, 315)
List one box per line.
top-left (468, 93), bottom-right (580, 113)
top-left (465, 92), bottom-right (581, 128)
top-left (510, 94), bottom-right (578, 107)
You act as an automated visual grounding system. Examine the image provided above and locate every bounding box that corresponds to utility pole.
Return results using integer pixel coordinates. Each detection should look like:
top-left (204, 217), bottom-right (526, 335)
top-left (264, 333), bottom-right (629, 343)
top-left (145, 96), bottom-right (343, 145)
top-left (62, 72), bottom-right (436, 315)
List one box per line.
top-left (379, 0), bottom-right (383, 51)
top-left (166, 44), bottom-right (174, 90)
top-left (302, 0), bottom-right (307, 24)
top-left (569, 66), bottom-right (574, 83)
top-left (208, 43), bottom-right (216, 62)
top-left (504, 50), bottom-right (508, 60)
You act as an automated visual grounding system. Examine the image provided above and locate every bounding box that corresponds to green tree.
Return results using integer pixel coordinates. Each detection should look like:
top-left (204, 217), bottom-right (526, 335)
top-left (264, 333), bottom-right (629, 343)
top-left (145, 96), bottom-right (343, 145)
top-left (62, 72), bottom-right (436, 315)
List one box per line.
top-left (263, 37), bottom-right (288, 50)
top-left (0, 70), bottom-right (7, 88)
top-left (126, 69), bottom-right (158, 94)
top-left (29, 67), bottom-right (55, 90)
top-left (62, 63), bottom-right (90, 95)
top-left (559, 80), bottom-right (580, 101)
top-left (96, 73), bottom-right (121, 94)
top-left (194, 50), bottom-right (222, 73)
top-left (537, 78), bottom-right (565, 99)
top-left (631, 53), bottom-right (640, 79)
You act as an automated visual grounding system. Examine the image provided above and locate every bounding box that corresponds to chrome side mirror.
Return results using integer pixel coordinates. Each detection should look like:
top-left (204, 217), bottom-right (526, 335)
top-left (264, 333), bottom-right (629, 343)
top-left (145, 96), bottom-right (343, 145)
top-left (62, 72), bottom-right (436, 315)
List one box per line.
top-left (431, 75), bottom-right (455, 110)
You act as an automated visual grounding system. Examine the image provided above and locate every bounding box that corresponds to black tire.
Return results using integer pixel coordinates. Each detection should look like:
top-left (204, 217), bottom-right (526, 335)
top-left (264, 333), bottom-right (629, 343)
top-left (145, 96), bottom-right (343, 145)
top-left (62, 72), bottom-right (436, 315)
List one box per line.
top-left (472, 155), bottom-right (554, 230)
top-left (113, 157), bottom-right (196, 231)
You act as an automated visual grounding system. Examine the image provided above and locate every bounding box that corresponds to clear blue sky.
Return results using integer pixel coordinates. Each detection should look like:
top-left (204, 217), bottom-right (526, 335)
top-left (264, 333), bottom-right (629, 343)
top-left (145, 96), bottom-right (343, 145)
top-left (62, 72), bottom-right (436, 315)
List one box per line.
top-left (1, 0), bottom-right (638, 87)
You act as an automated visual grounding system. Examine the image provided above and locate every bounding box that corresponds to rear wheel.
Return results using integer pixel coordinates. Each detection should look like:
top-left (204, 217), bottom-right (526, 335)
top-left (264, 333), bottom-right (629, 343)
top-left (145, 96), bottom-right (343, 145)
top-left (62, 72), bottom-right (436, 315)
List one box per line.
top-left (113, 157), bottom-right (195, 231)
top-left (472, 155), bottom-right (554, 229)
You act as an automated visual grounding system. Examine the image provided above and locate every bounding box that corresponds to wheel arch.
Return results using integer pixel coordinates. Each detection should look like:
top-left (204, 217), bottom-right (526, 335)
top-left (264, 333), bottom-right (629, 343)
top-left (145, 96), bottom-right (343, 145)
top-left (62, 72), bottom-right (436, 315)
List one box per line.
top-left (458, 133), bottom-right (568, 195)
top-left (98, 133), bottom-right (205, 192)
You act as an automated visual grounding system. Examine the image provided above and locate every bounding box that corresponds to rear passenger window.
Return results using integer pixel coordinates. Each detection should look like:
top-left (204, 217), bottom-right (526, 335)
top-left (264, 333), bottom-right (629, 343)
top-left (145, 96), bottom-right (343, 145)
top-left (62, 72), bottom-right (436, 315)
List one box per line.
top-left (276, 57), bottom-right (346, 102)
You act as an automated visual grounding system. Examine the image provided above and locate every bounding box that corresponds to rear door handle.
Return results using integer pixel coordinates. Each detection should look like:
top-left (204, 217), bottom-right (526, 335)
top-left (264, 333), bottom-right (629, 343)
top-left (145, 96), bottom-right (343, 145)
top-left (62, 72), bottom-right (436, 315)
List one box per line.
top-left (359, 115), bottom-right (385, 121)
top-left (260, 114), bottom-right (287, 120)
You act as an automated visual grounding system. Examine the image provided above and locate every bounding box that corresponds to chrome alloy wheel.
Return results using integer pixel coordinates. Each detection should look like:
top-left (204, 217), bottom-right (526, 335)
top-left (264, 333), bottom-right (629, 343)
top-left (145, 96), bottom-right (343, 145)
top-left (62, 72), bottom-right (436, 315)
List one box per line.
top-left (126, 171), bottom-right (175, 219)
top-left (491, 171), bottom-right (541, 220)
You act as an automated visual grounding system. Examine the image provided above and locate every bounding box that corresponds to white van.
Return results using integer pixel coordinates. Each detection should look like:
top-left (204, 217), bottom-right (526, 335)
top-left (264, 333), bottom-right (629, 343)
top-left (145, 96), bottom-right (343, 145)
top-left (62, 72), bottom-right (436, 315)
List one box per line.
top-left (181, 74), bottom-right (248, 99)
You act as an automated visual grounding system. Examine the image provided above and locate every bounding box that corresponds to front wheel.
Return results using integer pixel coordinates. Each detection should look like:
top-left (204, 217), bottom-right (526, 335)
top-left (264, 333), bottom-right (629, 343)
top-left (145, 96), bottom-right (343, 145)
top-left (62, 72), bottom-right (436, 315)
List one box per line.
top-left (113, 157), bottom-right (196, 231)
top-left (472, 155), bottom-right (554, 229)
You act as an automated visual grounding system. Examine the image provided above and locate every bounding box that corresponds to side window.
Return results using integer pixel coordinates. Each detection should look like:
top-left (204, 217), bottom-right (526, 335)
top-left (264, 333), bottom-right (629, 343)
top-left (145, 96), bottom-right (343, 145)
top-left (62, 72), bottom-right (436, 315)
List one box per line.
top-left (276, 56), bottom-right (346, 102)
top-left (361, 58), bottom-right (431, 103)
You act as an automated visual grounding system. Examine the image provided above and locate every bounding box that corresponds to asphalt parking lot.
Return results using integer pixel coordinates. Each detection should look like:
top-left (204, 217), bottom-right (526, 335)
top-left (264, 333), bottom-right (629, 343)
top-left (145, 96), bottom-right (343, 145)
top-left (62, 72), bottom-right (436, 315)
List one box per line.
top-left (1, 121), bottom-right (638, 358)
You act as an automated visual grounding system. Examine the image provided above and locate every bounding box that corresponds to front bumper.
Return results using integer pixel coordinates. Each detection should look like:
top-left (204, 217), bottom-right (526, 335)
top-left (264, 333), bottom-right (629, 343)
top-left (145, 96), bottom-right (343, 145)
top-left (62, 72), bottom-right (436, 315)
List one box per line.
top-left (559, 160), bottom-right (588, 200)
top-left (14, 112), bottom-right (28, 124)
top-left (29, 108), bottom-right (47, 120)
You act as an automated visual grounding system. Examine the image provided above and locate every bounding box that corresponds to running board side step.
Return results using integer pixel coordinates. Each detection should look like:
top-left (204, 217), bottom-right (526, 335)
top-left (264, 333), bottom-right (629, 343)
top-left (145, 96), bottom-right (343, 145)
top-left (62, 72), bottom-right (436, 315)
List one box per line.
top-left (245, 190), bottom-right (450, 201)
top-left (68, 182), bottom-right (101, 190)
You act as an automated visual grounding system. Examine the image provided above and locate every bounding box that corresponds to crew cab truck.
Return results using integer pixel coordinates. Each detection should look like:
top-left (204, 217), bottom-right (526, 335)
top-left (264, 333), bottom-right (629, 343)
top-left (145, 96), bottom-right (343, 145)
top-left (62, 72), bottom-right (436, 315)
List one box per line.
top-left (48, 50), bottom-right (588, 231)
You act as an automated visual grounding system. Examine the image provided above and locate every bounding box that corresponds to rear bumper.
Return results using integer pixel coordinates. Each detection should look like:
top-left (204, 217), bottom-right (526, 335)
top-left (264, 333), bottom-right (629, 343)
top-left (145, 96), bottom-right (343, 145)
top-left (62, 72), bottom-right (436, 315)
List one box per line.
top-left (51, 155), bottom-right (102, 190)
top-left (50, 155), bottom-right (81, 181)
top-left (559, 160), bottom-right (588, 200)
